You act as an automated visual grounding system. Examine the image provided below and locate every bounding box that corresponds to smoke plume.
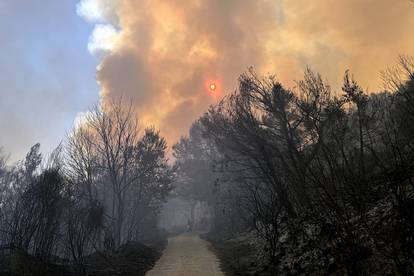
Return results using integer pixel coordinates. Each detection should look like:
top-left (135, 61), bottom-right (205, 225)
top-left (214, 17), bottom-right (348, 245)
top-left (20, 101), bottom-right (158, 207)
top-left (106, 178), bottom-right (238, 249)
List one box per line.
top-left (78, 0), bottom-right (414, 145)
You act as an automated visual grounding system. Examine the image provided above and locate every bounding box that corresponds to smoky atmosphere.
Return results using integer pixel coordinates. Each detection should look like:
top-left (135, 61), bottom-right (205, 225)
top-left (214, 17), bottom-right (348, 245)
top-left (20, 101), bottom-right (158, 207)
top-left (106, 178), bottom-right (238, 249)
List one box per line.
top-left (1, 1), bottom-right (414, 275)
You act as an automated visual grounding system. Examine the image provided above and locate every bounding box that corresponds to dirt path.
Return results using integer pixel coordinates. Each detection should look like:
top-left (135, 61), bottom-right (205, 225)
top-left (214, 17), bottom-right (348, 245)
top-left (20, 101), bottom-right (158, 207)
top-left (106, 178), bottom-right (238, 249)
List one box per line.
top-left (146, 233), bottom-right (225, 276)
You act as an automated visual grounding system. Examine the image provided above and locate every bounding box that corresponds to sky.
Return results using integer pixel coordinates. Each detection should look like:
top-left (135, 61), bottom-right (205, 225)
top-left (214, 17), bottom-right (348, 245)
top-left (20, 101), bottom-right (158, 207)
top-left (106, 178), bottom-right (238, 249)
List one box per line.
top-left (1, 0), bottom-right (414, 162)
top-left (0, 1), bottom-right (99, 162)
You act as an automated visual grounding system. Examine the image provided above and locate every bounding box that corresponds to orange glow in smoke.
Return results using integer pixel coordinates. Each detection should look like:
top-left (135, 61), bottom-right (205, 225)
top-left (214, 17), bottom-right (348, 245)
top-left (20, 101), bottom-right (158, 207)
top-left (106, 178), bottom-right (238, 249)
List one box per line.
top-left (204, 79), bottom-right (222, 100)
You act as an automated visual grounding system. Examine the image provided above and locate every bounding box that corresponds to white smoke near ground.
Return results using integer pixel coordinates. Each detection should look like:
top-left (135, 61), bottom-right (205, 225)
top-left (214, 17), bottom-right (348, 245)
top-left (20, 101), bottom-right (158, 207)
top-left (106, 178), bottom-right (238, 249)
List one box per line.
top-left (77, 0), bottom-right (414, 146)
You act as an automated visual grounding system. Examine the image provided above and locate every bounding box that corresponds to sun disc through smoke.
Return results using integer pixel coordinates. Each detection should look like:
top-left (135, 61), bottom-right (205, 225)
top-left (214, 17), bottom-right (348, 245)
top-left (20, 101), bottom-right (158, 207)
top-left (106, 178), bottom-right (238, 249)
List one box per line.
top-left (209, 83), bottom-right (216, 92)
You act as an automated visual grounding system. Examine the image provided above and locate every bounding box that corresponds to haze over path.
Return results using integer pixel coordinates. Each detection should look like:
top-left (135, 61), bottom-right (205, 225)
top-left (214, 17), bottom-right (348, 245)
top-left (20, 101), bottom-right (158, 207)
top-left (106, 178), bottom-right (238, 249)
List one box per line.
top-left (146, 233), bottom-right (224, 276)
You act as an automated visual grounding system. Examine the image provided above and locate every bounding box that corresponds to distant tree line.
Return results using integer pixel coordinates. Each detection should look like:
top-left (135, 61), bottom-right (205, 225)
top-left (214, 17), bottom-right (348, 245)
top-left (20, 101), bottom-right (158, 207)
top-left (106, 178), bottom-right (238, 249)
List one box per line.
top-left (174, 57), bottom-right (414, 274)
top-left (0, 100), bottom-right (174, 274)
